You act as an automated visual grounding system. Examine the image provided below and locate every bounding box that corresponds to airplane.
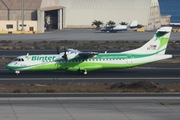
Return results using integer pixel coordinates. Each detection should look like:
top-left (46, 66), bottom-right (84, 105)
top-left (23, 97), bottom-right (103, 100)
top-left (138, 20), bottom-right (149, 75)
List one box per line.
top-left (6, 27), bottom-right (172, 75)
top-left (101, 20), bottom-right (138, 33)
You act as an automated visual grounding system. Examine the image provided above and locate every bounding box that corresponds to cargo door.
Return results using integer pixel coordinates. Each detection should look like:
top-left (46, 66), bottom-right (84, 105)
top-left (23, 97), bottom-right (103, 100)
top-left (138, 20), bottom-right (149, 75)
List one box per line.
top-left (126, 54), bottom-right (132, 66)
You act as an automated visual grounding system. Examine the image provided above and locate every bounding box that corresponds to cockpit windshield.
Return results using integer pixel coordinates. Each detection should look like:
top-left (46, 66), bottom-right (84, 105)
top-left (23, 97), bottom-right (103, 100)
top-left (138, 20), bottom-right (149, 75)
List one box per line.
top-left (14, 58), bottom-right (24, 62)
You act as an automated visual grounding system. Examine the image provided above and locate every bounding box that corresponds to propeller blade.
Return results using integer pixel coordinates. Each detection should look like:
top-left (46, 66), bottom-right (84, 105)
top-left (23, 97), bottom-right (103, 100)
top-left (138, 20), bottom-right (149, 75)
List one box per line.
top-left (56, 46), bottom-right (60, 54)
top-left (62, 47), bottom-right (68, 61)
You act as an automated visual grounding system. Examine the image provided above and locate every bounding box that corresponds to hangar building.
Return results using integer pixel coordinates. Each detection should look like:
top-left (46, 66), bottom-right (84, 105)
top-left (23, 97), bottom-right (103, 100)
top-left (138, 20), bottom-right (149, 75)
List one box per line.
top-left (0, 0), bottom-right (169, 33)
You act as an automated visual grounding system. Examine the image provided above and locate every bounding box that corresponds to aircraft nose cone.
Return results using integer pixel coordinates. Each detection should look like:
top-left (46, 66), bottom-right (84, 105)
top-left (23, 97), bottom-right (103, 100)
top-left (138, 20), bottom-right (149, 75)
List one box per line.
top-left (6, 63), bottom-right (14, 70)
top-left (6, 64), bottom-right (11, 69)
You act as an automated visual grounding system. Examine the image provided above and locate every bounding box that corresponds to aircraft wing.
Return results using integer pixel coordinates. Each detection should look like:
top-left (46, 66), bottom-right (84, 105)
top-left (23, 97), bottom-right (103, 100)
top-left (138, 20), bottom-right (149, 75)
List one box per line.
top-left (55, 49), bottom-right (99, 61)
top-left (78, 52), bottom-right (99, 59)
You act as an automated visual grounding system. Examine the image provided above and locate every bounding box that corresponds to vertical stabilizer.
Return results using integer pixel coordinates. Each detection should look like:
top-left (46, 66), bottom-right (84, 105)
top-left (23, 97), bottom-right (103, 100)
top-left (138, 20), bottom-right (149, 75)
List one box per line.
top-left (122, 27), bottom-right (172, 55)
top-left (129, 20), bottom-right (138, 28)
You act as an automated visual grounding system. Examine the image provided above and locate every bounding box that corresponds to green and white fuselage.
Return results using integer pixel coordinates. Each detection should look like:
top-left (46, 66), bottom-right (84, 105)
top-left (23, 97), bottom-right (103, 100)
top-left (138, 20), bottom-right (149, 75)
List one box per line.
top-left (6, 27), bottom-right (173, 74)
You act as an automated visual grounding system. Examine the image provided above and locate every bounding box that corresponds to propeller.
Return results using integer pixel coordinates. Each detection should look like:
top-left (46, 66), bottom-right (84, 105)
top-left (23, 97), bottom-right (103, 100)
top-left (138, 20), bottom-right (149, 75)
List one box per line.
top-left (172, 55), bottom-right (176, 59)
top-left (56, 46), bottom-right (60, 54)
top-left (62, 47), bottom-right (68, 61)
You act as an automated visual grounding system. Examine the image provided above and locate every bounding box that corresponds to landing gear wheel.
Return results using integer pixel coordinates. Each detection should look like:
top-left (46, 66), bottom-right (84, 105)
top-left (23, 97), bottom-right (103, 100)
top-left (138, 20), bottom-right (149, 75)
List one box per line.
top-left (84, 71), bottom-right (87, 75)
top-left (79, 70), bottom-right (87, 75)
top-left (15, 71), bottom-right (20, 75)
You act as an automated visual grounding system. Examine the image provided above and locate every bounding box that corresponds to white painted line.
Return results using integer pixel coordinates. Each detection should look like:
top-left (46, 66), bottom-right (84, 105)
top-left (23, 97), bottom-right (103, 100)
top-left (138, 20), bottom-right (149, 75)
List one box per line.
top-left (0, 77), bottom-right (180, 80)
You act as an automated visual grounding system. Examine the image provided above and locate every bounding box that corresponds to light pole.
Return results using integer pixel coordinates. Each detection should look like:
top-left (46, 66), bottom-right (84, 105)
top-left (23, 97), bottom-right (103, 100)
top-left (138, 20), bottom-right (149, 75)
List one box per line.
top-left (21, 0), bottom-right (24, 31)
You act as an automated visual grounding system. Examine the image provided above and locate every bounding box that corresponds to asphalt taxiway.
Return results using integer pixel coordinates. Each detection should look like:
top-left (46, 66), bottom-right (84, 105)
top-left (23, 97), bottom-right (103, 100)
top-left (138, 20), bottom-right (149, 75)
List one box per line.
top-left (0, 29), bottom-right (180, 41)
top-left (0, 97), bottom-right (180, 120)
top-left (1, 63), bottom-right (180, 84)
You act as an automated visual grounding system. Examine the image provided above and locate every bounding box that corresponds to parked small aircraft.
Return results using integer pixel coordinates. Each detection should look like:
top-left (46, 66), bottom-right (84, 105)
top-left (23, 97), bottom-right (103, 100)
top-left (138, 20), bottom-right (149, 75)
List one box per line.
top-left (101, 20), bottom-right (138, 33)
top-left (7, 27), bottom-right (172, 75)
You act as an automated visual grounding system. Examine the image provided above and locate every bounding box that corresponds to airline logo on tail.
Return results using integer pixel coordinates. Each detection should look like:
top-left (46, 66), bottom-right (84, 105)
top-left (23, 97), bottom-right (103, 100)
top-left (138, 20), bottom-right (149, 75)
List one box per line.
top-left (147, 27), bottom-right (171, 52)
top-left (155, 28), bottom-right (171, 51)
top-left (157, 37), bottom-right (169, 50)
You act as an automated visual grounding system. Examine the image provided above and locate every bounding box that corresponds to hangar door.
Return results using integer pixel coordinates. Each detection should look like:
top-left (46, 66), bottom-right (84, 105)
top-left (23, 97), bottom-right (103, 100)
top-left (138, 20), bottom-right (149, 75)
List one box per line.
top-left (45, 10), bottom-right (58, 30)
top-left (38, 7), bottom-right (65, 32)
top-left (44, 8), bottom-right (64, 31)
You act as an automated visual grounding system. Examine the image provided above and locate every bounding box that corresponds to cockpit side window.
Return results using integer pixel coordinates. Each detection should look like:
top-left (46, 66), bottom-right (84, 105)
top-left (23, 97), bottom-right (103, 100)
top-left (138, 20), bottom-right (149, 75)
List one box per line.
top-left (14, 58), bottom-right (18, 61)
top-left (14, 58), bottom-right (24, 62)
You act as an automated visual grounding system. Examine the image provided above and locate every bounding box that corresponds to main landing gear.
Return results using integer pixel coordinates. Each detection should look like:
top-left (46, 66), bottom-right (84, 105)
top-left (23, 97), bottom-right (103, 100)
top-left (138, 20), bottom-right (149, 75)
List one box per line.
top-left (78, 70), bottom-right (87, 75)
top-left (15, 71), bottom-right (20, 75)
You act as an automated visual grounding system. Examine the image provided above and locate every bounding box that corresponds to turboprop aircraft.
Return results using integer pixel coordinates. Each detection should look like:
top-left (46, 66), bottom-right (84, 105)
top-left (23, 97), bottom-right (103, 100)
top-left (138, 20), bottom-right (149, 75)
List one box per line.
top-left (6, 27), bottom-right (172, 75)
top-left (101, 20), bottom-right (138, 33)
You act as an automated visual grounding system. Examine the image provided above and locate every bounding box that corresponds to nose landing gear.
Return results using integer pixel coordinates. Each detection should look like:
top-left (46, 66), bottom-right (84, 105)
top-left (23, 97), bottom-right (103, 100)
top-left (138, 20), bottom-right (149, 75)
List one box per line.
top-left (15, 71), bottom-right (20, 75)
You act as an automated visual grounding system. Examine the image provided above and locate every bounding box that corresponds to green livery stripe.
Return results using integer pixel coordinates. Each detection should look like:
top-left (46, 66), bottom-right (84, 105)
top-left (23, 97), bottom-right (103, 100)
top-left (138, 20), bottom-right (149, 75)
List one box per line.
top-left (93, 48), bottom-right (165, 59)
top-left (157, 38), bottom-right (169, 50)
top-left (155, 31), bottom-right (169, 50)
top-left (8, 61), bottom-right (149, 72)
top-left (156, 31), bottom-right (167, 38)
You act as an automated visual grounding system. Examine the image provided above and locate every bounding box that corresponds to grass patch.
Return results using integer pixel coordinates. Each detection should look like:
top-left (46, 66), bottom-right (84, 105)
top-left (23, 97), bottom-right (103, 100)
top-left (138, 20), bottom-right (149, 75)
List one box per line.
top-left (0, 81), bottom-right (180, 93)
top-left (110, 81), bottom-right (168, 93)
top-left (0, 40), bottom-right (180, 50)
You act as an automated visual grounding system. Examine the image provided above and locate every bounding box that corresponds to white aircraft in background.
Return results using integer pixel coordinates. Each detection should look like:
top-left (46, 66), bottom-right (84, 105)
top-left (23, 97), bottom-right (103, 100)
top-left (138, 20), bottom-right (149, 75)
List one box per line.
top-left (101, 20), bottom-right (138, 32)
top-left (7, 27), bottom-right (172, 75)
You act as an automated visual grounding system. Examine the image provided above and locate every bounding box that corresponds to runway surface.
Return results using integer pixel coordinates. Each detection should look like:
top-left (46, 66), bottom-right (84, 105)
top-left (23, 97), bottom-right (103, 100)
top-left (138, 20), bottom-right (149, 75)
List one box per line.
top-left (1, 97), bottom-right (180, 120)
top-left (1, 63), bottom-right (180, 84)
top-left (0, 29), bottom-right (180, 41)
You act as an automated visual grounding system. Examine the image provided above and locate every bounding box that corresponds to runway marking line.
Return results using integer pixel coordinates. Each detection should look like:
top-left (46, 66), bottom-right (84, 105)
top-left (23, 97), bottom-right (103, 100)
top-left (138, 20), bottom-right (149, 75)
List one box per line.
top-left (0, 77), bottom-right (180, 80)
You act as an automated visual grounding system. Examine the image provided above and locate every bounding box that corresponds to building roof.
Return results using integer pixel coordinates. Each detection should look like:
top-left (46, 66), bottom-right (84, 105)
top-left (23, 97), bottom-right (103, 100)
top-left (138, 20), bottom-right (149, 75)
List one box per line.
top-left (0, 0), bottom-right (42, 10)
top-left (40, 6), bottom-right (64, 11)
